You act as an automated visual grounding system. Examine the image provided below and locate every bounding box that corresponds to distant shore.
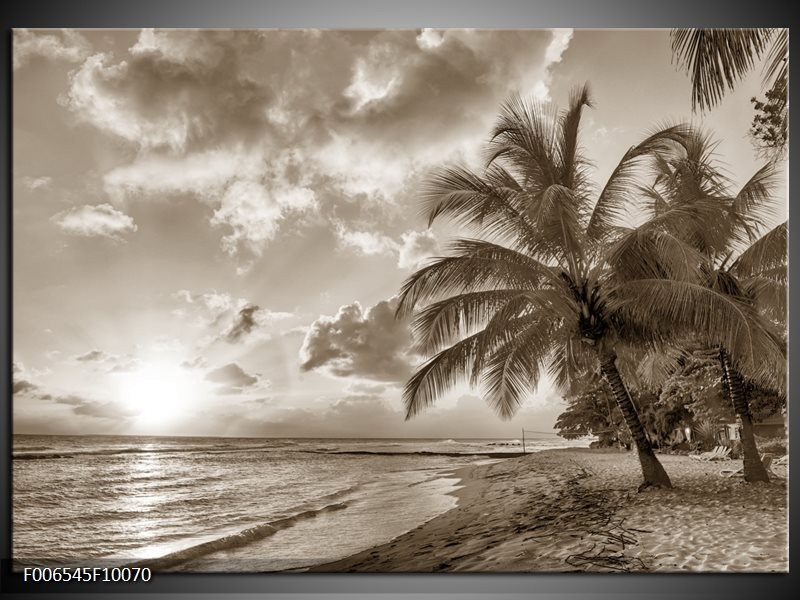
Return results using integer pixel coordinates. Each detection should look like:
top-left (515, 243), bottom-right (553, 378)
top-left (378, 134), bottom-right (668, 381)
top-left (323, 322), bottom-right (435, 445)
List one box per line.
top-left (306, 448), bottom-right (787, 572)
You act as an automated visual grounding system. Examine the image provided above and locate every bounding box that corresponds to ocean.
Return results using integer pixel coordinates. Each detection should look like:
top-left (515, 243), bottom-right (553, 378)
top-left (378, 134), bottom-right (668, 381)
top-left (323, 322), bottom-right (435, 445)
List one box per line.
top-left (12, 434), bottom-right (587, 572)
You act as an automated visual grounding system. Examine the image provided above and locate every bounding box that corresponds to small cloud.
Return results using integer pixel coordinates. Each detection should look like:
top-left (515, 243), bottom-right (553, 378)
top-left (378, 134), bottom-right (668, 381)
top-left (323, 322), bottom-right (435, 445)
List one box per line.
top-left (335, 224), bottom-right (399, 257)
top-left (73, 349), bottom-right (111, 363)
top-left (205, 362), bottom-right (261, 394)
top-left (222, 304), bottom-right (260, 343)
top-left (181, 356), bottom-right (208, 369)
top-left (108, 358), bottom-right (141, 373)
top-left (416, 29), bottom-right (445, 50)
top-left (344, 381), bottom-right (387, 395)
top-left (51, 204), bottom-right (137, 240)
top-left (13, 379), bottom-right (38, 395)
top-left (21, 176), bottom-right (53, 191)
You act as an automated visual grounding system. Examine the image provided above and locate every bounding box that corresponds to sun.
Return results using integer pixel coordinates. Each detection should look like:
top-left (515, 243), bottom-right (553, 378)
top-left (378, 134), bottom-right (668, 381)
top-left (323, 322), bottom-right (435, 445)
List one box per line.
top-left (114, 362), bottom-right (204, 428)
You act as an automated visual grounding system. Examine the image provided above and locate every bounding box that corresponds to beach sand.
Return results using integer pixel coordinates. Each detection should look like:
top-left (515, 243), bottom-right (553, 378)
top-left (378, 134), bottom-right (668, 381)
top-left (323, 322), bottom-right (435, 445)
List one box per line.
top-left (306, 448), bottom-right (788, 573)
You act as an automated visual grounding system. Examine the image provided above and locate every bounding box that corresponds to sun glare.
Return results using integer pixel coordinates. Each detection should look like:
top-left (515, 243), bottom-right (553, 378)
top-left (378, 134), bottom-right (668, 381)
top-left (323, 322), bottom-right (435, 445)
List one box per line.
top-left (115, 362), bottom-right (204, 428)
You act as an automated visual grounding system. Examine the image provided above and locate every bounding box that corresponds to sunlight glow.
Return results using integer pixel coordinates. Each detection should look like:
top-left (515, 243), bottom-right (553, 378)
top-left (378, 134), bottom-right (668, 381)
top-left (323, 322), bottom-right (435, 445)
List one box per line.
top-left (114, 362), bottom-right (204, 428)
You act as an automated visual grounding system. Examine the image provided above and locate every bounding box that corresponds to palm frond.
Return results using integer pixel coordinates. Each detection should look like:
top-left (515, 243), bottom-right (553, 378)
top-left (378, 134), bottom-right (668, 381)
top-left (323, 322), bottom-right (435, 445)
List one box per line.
top-left (422, 164), bottom-right (560, 259)
top-left (469, 292), bottom-right (575, 387)
top-left (608, 278), bottom-right (785, 390)
top-left (740, 277), bottom-right (787, 324)
top-left (547, 333), bottom-right (597, 395)
top-left (558, 83), bottom-right (593, 193)
top-left (586, 123), bottom-right (693, 242)
top-left (402, 331), bottom-right (485, 420)
top-left (480, 324), bottom-right (556, 419)
top-left (730, 221), bottom-right (787, 279)
top-left (729, 162), bottom-right (780, 243)
top-left (410, 289), bottom-right (532, 356)
top-left (671, 28), bottom-right (773, 111)
top-left (605, 227), bottom-right (705, 283)
top-left (395, 239), bottom-right (554, 318)
top-left (762, 28), bottom-right (788, 91)
top-left (486, 94), bottom-right (561, 187)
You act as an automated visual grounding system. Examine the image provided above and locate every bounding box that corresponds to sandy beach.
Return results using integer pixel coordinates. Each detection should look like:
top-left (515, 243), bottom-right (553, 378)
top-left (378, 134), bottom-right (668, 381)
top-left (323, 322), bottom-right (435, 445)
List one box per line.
top-left (307, 448), bottom-right (788, 573)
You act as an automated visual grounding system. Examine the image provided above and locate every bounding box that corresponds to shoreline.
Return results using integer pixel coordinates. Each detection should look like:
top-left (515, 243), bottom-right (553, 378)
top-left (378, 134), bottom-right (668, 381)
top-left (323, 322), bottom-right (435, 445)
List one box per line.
top-left (305, 448), bottom-right (788, 573)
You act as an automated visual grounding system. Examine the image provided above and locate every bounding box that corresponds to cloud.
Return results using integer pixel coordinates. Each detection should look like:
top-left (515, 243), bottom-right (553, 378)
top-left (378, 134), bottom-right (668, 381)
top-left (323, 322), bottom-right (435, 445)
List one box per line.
top-left (107, 358), bottom-right (141, 373)
top-left (104, 147), bottom-right (317, 257)
top-left (344, 381), bottom-right (388, 395)
top-left (62, 31), bottom-right (272, 153)
top-left (397, 229), bottom-right (440, 269)
top-left (334, 224), bottom-right (399, 257)
top-left (210, 179), bottom-right (286, 256)
top-left (416, 29), bottom-right (445, 50)
top-left (205, 362), bottom-right (260, 394)
top-left (73, 349), bottom-right (111, 363)
top-left (299, 296), bottom-right (415, 382)
top-left (173, 289), bottom-right (295, 345)
top-left (181, 356), bottom-right (208, 369)
top-left (51, 204), bottom-right (137, 240)
top-left (65, 30), bottom-right (562, 263)
top-left (532, 28), bottom-right (573, 101)
top-left (221, 304), bottom-right (260, 343)
top-left (21, 176), bottom-right (53, 191)
top-left (13, 379), bottom-right (38, 395)
top-left (13, 29), bottom-right (91, 69)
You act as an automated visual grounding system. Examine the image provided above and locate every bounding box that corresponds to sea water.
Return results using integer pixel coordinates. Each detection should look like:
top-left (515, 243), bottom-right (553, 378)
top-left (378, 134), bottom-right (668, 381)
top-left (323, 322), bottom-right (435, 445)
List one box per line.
top-left (12, 434), bottom-right (584, 572)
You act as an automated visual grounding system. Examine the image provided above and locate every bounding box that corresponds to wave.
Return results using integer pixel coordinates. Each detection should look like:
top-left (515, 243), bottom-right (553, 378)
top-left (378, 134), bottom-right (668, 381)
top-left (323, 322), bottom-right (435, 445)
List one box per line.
top-left (12, 443), bottom-right (288, 461)
top-left (300, 449), bottom-right (526, 458)
top-left (124, 502), bottom-right (349, 570)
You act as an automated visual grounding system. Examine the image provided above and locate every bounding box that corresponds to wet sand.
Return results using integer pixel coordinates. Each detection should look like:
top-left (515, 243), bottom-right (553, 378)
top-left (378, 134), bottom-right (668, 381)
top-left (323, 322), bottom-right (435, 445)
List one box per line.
top-left (306, 448), bottom-right (788, 572)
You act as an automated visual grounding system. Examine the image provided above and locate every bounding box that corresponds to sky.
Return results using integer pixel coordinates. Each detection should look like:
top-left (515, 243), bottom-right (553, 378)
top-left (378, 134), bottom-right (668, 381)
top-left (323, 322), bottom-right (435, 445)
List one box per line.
top-left (12, 28), bottom-right (787, 438)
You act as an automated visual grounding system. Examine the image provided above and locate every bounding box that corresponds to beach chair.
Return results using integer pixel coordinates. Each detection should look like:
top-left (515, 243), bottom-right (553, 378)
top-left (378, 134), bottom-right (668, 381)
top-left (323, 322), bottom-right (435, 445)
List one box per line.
top-left (769, 455), bottom-right (788, 479)
top-left (720, 453), bottom-right (773, 478)
top-left (710, 446), bottom-right (731, 461)
top-left (691, 446), bottom-right (729, 462)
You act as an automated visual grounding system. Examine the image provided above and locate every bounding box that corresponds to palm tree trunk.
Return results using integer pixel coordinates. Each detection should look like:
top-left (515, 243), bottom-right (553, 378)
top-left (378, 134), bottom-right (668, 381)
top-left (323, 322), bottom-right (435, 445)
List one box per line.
top-left (719, 350), bottom-right (770, 483)
top-left (598, 349), bottom-right (672, 489)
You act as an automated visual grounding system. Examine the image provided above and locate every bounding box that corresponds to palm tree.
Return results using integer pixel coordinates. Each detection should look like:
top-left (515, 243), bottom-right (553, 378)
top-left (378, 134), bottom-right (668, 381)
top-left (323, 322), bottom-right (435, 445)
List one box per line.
top-left (618, 132), bottom-right (787, 481)
top-left (396, 85), bottom-right (785, 490)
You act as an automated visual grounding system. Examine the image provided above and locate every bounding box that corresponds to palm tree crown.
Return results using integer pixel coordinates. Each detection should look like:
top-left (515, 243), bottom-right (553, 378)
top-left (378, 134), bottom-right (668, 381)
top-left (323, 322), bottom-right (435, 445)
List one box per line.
top-left (397, 85), bottom-right (782, 421)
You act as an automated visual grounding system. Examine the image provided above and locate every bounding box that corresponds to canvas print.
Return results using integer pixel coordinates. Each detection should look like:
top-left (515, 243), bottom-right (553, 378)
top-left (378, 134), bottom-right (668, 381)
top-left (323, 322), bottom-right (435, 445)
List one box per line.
top-left (12, 28), bottom-right (788, 573)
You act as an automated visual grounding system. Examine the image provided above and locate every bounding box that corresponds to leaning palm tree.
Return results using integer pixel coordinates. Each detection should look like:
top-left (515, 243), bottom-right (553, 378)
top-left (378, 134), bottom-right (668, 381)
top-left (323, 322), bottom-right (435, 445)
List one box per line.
top-left (396, 85), bottom-right (785, 490)
top-left (625, 136), bottom-right (787, 481)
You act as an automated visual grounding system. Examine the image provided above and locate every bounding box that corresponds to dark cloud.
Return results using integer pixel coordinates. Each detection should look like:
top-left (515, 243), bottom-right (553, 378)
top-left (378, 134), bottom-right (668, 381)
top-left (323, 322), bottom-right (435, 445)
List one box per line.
top-left (13, 379), bottom-right (38, 395)
top-left (63, 30), bottom-right (275, 153)
top-left (74, 349), bottom-right (110, 362)
top-left (299, 296), bottom-right (414, 382)
top-left (72, 401), bottom-right (131, 419)
top-left (14, 381), bottom-right (135, 424)
top-left (222, 304), bottom-right (259, 343)
top-left (205, 362), bottom-right (259, 394)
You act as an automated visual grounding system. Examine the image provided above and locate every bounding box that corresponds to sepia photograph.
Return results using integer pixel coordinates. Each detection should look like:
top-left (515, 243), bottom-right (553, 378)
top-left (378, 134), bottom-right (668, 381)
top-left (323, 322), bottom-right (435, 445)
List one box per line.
top-left (12, 27), bottom-right (788, 573)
